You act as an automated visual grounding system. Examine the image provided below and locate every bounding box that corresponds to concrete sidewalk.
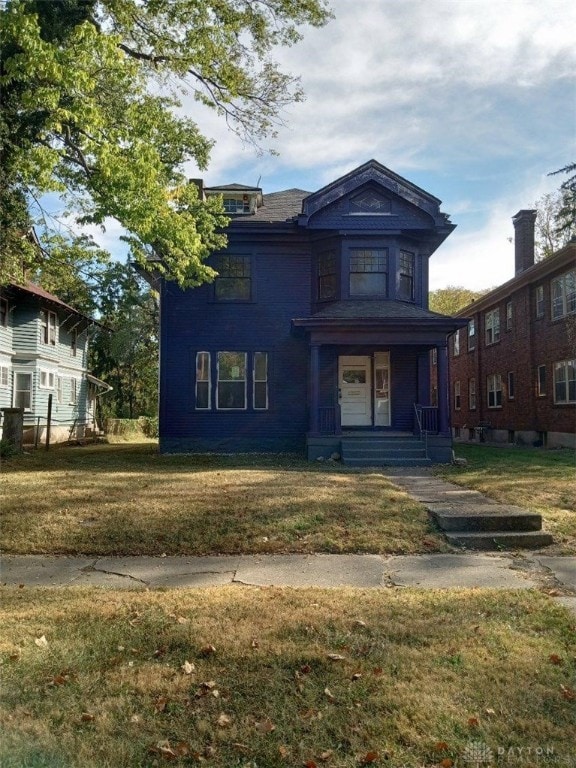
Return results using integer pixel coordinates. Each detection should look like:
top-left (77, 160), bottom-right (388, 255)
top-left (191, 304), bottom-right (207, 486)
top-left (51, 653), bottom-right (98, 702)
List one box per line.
top-left (2, 467), bottom-right (575, 613)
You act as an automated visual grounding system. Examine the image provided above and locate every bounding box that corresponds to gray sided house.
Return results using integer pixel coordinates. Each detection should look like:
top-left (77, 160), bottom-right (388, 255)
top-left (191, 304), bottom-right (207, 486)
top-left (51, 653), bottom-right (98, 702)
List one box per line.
top-left (151, 160), bottom-right (468, 465)
top-left (0, 282), bottom-right (110, 444)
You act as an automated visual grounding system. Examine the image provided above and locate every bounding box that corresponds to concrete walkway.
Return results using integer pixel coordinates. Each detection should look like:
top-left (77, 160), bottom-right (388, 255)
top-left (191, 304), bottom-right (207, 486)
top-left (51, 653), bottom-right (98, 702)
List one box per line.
top-left (2, 468), bottom-right (575, 612)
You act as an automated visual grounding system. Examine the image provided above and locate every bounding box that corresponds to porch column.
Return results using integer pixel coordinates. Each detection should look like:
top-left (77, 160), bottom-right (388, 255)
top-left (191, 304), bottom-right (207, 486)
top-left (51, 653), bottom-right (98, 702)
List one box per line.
top-left (309, 343), bottom-right (320, 435)
top-left (437, 344), bottom-right (450, 436)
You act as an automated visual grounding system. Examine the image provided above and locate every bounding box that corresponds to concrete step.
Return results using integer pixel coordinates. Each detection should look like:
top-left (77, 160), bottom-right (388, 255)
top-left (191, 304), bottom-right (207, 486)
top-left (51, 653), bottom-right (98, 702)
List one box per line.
top-left (343, 448), bottom-right (427, 459)
top-left (445, 531), bottom-right (554, 550)
top-left (344, 457), bottom-right (433, 467)
top-left (429, 506), bottom-right (543, 533)
top-left (341, 439), bottom-right (424, 450)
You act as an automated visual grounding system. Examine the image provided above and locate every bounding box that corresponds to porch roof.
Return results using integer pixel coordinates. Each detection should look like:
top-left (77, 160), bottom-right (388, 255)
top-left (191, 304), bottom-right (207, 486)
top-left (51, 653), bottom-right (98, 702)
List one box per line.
top-left (292, 300), bottom-right (469, 333)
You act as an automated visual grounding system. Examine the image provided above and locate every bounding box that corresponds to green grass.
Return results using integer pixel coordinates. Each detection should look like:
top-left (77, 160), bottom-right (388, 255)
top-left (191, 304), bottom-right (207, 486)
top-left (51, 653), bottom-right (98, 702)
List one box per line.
top-left (436, 444), bottom-right (576, 554)
top-left (1, 586), bottom-right (575, 767)
top-left (0, 443), bottom-right (447, 556)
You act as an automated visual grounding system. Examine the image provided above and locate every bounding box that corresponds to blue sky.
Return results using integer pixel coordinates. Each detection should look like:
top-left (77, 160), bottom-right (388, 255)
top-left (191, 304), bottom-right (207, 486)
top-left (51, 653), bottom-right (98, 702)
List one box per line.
top-left (76, 0), bottom-right (576, 290)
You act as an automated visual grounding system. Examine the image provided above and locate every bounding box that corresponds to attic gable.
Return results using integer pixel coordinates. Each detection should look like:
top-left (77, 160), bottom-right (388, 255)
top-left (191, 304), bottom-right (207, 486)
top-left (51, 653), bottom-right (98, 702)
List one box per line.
top-left (299, 160), bottom-right (449, 226)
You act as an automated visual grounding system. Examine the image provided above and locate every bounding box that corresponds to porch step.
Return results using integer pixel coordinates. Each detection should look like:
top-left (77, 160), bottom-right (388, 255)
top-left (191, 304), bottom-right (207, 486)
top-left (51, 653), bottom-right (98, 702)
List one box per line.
top-left (341, 436), bottom-right (431, 467)
top-left (428, 503), bottom-right (553, 550)
top-left (444, 531), bottom-right (554, 550)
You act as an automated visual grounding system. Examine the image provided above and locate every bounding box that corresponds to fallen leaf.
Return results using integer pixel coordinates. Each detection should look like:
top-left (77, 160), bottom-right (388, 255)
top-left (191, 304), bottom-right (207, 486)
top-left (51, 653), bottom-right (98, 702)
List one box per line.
top-left (467, 717), bottom-right (479, 728)
top-left (176, 616), bottom-right (189, 625)
top-left (560, 684), bottom-right (575, 701)
top-left (153, 645), bottom-right (167, 658)
top-left (351, 672), bottom-right (362, 681)
top-left (353, 620), bottom-right (367, 628)
top-left (549, 654), bottom-right (563, 665)
top-left (300, 664), bottom-right (312, 674)
top-left (255, 718), bottom-right (276, 734)
top-left (373, 667), bottom-right (383, 676)
top-left (434, 742), bottom-right (449, 751)
top-left (34, 635), bottom-right (48, 648)
top-left (251, 639), bottom-right (259, 649)
top-left (217, 713), bottom-right (231, 727)
top-left (324, 687), bottom-right (336, 701)
top-left (318, 750), bottom-right (333, 761)
top-left (154, 696), bottom-right (169, 713)
top-left (360, 751), bottom-right (379, 764)
top-left (304, 761), bottom-right (318, 768)
top-left (8, 652), bottom-right (20, 661)
top-left (440, 760), bottom-right (454, 768)
top-left (485, 708), bottom-right (496, 716)
top-left (327, 653), bottom-right (345, 661)
top-left (130, 714), bottom-right (142, 724)
top-left (181, 660), bottom-right (195, 674)
top-left (200, 644), bottom-right (216, 656)
top-left (80, 713), bottom-right (95, 722)
top-left (278, 745), bottom-right (290, 758)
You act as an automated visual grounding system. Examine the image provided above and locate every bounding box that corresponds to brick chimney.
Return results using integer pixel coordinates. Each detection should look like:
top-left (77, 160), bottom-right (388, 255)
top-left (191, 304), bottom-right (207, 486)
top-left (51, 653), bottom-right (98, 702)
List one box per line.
top-left (512, 209), bottom-right (537, 275)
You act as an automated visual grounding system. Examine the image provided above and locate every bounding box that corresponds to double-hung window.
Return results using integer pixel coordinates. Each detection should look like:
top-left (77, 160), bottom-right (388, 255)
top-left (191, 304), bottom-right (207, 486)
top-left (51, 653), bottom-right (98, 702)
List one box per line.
top-left (398, 250), bottom-right (415, 301)
top-left (485, 309), bottom-right (500, 345)
top-left (349, 249), bottom-right (388, 296)
top-left (506, 300), bottom-right (513, 330)
top-left (217, 352), bottom-right (247, 409)
top-left (214, 256), bottom-right (251, 301)
top-left (535, 286), bottom-right (544, 318)
top-left (318, 251), bottom-right (337, 300)
top-left (70, 378), bottom-right (78, 405)
top-left (454, 380), bottom-right (461, 410)
top-left (551, 270), bottom-right (576, 320)
top-left (195, 352), bottom-right (211, 410)
top-left (468, 319), bottom-right (476, 351)
top-left (507, 372), bottom-right (515, 400)
top-left (41, 310), bottom-right (57, 345)
top-left (14, 372), bottom-right (32, 410)
top-left (487, 374), bottom-right (503, 408)
top-left (537, 365), bottom-right (547, 397)
top-left (469, 378), bottom-right (476, 410)
top-left (253, 352), bottom-right (268, 410)
top-left (57, 376), bottom-right (64, 404)
top-left (553, 360), bottom-right (576, 404)
top-left (453, 330), bottom-right (460, 357)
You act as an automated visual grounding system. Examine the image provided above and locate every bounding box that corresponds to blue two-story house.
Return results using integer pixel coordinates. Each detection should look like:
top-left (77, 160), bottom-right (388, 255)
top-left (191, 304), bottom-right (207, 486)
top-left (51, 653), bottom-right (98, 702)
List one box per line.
top-left (154, 160), bottom-right (467, 464)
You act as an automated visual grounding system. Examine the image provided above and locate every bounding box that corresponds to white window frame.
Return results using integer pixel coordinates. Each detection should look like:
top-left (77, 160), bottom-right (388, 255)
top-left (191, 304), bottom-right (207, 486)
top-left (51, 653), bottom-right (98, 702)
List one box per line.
top-left (57, 376), bottom-right (64, 404)
top-left (216, 352), bottom-right (247, 410)
top-left (537, 365), bottom-right (546, 397)
top-left (469, 378), bottom-right (476, 410)
top-left (551, 270), bottom-right (576, 320)
top-left (69, 377), bottom-right (78, 405)
top-left (195, 351), bottom-right (211, 410)
top-left (454, 380), bottom-right (461, 410)
top-left (0, 365), bottom-right (9, 388)
top-left (253, 352), bottom-right (268, 410)
top-left (41, 309), bottom-right (58, 345)
top-left (507, 371), bottom-right (515, 400)
top-left (468, 319), bottom-right (476, 351)
top-left (453, 330), bottom-right (460, 357)
top-left (39, 369), bottom-right (56, 389)
top-left (487, 373), bottom-right (503, 408)
top-left (485, 309), bottom-right (500, 346)
top-left (14, 371), bottom-right (33, 411)
top-left (553, 359), bottom-right (576, 404)
top-left (535, 285), bottom-right (544, 318)
top-left (506, 300), bottom-right (513, 330)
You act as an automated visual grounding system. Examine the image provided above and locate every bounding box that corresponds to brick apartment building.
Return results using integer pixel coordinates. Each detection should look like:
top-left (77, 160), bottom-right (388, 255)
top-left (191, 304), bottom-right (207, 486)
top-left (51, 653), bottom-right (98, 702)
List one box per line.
top-left (437, 210), bottom-right (575, 449)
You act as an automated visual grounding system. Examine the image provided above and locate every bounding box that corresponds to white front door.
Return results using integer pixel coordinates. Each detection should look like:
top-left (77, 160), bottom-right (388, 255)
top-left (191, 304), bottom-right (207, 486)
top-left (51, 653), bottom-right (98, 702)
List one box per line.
top-left (374, 352), bottom-right (391, 427)
top-left (339, 356), bottom-right (372, 427)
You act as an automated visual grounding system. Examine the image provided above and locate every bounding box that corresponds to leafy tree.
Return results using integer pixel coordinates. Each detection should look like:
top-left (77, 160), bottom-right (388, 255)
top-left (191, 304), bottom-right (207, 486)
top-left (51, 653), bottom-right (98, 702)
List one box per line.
top-left (429, 286), bottom-right (488, 315)
top-left (546, 163), bottom-right (576, 245)
top-left (89, 262), bottom-right (159, 419)
top-left (0, 0), bottom-right (332, 286)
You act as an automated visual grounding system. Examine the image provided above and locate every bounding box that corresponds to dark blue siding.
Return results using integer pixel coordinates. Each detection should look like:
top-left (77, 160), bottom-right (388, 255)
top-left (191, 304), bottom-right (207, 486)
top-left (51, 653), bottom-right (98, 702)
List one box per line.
top-left (390, 348), bottom-right (418, 431)
top-left (160, 249), bottom-right (311, 453)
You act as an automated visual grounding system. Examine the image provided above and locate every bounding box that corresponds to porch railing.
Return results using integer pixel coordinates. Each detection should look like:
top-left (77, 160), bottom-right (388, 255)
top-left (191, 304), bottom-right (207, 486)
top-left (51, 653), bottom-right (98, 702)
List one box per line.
top-left (414, 404), bottom-right (439, 435)
top-left (317, 405), bottom-right (342, 436)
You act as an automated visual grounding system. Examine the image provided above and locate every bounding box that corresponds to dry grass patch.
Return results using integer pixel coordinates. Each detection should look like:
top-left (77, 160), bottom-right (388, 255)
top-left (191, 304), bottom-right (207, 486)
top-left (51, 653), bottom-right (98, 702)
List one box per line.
top-left (1, 587), bottom-right (574, 767)
top-left (0, 443), bottom-right (446, 556)
top-left (436, 445), bottom-right (576, 554)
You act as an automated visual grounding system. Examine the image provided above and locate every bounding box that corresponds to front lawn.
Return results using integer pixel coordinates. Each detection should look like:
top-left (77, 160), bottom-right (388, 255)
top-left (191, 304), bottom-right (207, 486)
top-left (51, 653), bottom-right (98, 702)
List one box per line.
top-left (0, 444), bottom-right (446, 556)
top-left (1, 586), bottom-right (574, 768)
top-left (436, 444), bottom-right (576, 554)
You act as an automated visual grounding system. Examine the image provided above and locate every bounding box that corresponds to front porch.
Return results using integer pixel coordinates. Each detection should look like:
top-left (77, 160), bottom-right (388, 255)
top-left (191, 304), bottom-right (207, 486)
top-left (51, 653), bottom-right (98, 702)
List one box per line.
top-left (307, 414), bottom-right (454, 466)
